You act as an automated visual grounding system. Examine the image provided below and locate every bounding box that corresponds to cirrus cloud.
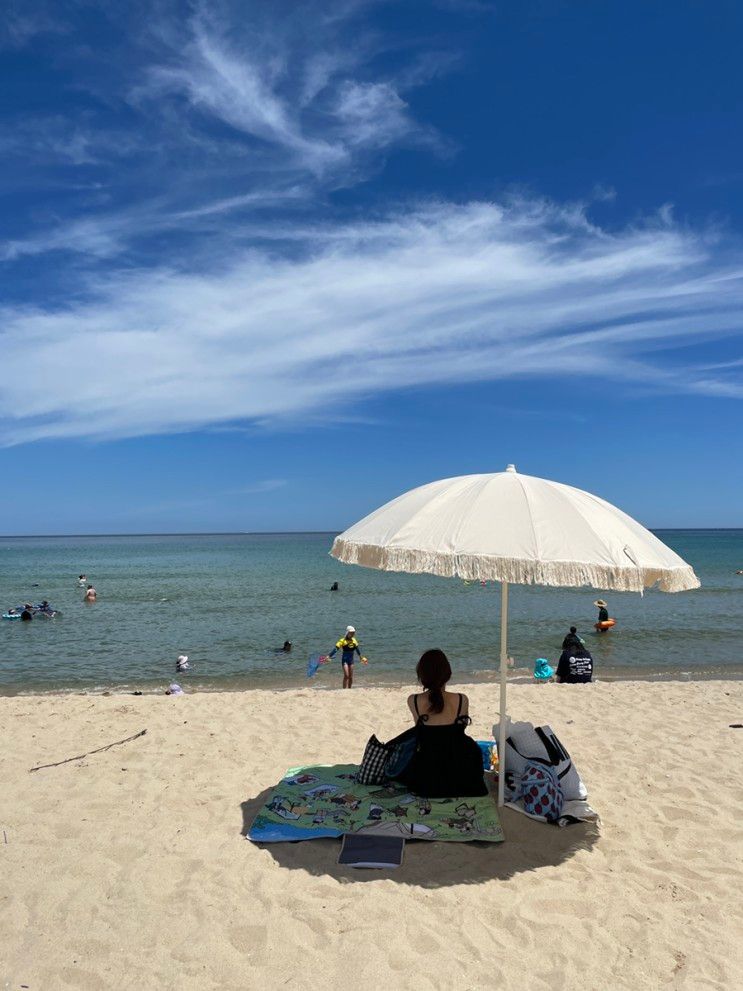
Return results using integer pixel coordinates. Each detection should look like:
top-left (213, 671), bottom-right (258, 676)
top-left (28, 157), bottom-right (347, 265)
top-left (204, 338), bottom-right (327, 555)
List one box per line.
top-left (1, 198), bottom-right (742, 446)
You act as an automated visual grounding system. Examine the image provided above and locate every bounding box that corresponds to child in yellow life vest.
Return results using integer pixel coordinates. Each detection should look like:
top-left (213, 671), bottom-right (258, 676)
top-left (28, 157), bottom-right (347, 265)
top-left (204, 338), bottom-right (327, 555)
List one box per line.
top-left (327, 625), bottom-right (367, 688)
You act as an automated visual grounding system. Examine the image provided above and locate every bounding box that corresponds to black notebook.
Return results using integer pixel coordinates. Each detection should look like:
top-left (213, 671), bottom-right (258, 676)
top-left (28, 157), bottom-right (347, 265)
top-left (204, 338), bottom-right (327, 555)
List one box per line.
top-left (338, 833), bottom-right (405, 869)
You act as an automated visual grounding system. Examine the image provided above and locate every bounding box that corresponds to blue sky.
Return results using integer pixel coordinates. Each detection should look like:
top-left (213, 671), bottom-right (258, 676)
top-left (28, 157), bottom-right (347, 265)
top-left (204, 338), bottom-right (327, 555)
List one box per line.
top-left (1, 0), bottom-right (743, 533)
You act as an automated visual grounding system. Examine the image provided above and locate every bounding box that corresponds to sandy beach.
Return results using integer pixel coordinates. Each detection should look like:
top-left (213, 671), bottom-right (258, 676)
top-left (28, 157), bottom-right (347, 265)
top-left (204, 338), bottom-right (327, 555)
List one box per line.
top-left (2, 680), bottom-right (743, 990)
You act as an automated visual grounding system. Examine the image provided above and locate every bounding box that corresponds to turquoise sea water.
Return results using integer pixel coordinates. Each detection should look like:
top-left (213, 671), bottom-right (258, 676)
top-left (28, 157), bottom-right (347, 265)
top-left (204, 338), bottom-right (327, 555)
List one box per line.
top-left (1, 531), bottom-right (742, 694)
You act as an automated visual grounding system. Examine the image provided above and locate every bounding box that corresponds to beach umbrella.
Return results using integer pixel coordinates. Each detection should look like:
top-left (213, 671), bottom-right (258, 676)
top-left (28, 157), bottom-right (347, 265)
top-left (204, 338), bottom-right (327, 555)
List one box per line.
top-left (330, 464), bottom-right (700, 805)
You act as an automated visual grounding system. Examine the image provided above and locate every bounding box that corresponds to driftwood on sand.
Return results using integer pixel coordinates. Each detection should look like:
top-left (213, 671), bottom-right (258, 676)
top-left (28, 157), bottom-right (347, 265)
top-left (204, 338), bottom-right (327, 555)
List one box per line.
top-left (28, 729), bottom-right (147, 772)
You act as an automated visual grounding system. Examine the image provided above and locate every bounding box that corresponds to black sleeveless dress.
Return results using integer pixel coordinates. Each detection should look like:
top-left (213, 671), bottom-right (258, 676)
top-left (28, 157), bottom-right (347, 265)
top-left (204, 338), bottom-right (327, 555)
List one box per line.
top-left (396, 694), bottom-right (488, 798)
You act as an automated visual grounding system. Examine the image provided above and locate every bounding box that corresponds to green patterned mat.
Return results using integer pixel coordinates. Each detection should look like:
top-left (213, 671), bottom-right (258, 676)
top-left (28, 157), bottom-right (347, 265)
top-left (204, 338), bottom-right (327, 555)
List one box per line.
top-left (248, 763), bottom-right (504, 843)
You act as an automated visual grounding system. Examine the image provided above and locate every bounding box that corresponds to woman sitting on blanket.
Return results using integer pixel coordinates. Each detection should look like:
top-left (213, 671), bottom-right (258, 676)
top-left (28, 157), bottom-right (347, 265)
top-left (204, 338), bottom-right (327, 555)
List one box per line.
top-left (396, 649), bottom-right (488, 798)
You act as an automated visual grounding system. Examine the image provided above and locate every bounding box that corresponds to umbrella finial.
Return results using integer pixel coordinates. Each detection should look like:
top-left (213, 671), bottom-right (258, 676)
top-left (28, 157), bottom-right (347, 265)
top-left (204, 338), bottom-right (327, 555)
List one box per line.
top-left (506, 463), bottom-right (516, 473)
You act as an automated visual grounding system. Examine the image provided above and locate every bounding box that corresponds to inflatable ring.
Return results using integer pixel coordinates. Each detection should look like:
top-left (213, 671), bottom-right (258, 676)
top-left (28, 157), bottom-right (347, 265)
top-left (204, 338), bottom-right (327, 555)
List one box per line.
top-left (595, 618), bottom-right (616, 631)
top-left (2, 613), bottom-right (21, 620)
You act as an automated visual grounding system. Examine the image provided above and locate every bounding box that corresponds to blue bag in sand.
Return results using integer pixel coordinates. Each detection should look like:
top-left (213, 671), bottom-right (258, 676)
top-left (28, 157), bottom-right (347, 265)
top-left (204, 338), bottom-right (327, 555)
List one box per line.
top-left (385, 727), bottom-right (419, 779)
top-left (519, 761), bottom-right (564, 821)
top-left (477, 740), bottom-right (495, 770)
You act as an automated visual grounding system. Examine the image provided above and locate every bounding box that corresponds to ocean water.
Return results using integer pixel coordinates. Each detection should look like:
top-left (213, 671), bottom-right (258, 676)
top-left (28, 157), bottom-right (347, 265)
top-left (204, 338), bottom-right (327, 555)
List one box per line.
top-left (1, 531), bottom-right (742, 695)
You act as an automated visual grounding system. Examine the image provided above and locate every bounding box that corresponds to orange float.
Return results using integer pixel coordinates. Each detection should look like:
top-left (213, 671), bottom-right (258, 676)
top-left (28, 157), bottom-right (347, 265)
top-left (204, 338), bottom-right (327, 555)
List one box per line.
top-left (594, 618), bottom-right (616, 631)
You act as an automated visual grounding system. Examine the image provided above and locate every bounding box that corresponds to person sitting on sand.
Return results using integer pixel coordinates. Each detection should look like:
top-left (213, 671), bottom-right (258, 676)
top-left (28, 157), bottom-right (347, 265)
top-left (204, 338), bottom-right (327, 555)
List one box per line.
top-left (556, 643), bottom-right (594, 684)
top-left (84, 585), bottom-right (97, 602)
top-left (394, 649), bottom-right (488, 797)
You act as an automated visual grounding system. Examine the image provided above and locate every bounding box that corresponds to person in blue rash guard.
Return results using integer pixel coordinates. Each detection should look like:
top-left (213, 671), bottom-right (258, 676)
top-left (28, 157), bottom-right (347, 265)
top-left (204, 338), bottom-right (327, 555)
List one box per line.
top-left (328, 625), bottom-right (364, 689)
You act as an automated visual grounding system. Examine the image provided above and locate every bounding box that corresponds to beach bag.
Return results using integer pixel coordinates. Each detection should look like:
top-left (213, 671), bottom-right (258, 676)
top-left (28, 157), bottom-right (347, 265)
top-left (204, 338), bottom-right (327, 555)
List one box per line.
top-left (385, 727), bottom-right (419, 779)
top-left (356, 735), bottom-right (391, 785)
top-left (519, 761), bottom-right (564, 821)
top-left (492, 721), bottom-right (587, 801)
top-left (356, 728), bottom-right (418, 785)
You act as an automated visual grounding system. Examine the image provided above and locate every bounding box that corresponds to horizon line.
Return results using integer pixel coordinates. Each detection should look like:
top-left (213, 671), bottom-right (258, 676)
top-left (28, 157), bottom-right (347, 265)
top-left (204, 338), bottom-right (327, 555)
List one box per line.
top-left (1, 527), bottom-right (742, 539)
top-left (0, 530), bottom-right (341, 538)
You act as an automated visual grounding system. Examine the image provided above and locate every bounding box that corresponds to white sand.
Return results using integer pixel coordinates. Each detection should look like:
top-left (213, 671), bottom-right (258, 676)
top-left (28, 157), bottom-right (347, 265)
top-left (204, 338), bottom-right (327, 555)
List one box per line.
top-left (2, 680), bottom-right (743, 990)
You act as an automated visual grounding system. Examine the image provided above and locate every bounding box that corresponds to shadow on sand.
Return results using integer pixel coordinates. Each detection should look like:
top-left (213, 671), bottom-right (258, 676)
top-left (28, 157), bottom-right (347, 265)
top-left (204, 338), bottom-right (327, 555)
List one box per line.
top-left (240, 787), bottom-right (600, 887)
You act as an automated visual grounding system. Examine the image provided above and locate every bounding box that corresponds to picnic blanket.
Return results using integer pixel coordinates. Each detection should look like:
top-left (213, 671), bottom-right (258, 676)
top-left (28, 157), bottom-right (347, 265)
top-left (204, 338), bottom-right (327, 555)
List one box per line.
top-left (247, 764), bottom-right (504, 843)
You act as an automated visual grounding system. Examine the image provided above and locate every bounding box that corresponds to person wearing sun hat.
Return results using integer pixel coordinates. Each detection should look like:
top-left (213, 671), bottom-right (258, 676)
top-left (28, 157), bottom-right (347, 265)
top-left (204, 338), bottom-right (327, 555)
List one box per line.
top-left (594, 599), bottom-right (610, 624)
top-left (327, 625), bottom-right (366, 689)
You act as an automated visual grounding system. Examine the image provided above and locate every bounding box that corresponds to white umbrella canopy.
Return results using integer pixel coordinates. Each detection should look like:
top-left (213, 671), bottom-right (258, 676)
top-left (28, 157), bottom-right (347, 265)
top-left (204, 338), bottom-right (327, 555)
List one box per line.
top-left (330, 465), bottom-right (700, 804)
top-left (331, 465), bottom-right (699, 593)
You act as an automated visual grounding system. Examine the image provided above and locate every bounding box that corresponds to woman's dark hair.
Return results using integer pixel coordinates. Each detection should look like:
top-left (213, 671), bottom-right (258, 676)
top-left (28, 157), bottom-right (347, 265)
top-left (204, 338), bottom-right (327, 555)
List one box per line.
top-left (562, 626), bottom-right (582, 650)
top-left (416, 649), bottom-right (452, 714)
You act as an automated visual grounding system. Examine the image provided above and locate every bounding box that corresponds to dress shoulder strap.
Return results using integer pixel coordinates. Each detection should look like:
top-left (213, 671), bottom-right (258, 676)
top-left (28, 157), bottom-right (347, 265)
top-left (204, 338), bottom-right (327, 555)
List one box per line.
top-left (413, 694), bottom-right (420, 715)
top-left (456, 693), bottom-right (463, 717)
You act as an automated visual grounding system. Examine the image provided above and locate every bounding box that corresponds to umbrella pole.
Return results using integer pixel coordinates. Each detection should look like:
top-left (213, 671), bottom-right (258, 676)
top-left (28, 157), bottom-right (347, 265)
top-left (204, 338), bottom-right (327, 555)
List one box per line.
top-left (497, 581), bottom-right (509, 806)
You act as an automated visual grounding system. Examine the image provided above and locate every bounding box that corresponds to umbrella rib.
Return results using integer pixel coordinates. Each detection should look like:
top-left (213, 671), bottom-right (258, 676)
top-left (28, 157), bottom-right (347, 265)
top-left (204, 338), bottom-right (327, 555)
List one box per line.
top-left (513, 472), bottom-right (541, 564)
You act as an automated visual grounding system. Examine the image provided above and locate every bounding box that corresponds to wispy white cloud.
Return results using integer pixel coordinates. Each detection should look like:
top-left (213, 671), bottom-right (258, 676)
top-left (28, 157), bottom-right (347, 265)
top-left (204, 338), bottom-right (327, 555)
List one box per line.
top-left (0, 116), bottom-right (141, 168)
top-left (2, 1), bottom-right (743, 453)
top-left (0, 0), bottom-right (442, 263)
top-left (2, 198), bottom-right (743, 446)
top-left (132, 1), bottom-right (427, 179)
top-left (0, 1), bottom-right (69, 48)
top-left (139, 20), bottom-right (345, 173)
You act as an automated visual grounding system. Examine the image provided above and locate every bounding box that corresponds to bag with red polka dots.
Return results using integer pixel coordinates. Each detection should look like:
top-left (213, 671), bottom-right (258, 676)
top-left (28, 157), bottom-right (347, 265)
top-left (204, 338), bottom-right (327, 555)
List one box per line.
top-left (519, 760), bottom-right (564, 822)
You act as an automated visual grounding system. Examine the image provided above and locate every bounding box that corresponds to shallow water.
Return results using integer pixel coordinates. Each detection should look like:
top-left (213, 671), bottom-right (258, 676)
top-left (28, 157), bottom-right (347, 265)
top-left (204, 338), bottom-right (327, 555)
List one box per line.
top-left (1, 530), bottom-right (742, 694)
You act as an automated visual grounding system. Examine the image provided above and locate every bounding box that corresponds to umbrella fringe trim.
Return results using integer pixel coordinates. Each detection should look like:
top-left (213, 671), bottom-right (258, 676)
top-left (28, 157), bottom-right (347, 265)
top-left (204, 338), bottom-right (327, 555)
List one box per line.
top-left (330, 539), bottom-right (700, 593)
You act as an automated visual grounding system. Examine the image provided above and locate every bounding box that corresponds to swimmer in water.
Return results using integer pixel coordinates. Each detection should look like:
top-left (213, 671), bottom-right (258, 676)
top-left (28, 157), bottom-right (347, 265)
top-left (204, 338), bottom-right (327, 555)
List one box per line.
top-left (273, 641), bottom-right (292, 654)
top-left (176, 654), bottom-right (190, 672)
top-left (84, 584), bottom-right (97, 602)
top-left (330, 581), bottom-right (339, 592)
top-left (78, 574), bottom-right (87, 586)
